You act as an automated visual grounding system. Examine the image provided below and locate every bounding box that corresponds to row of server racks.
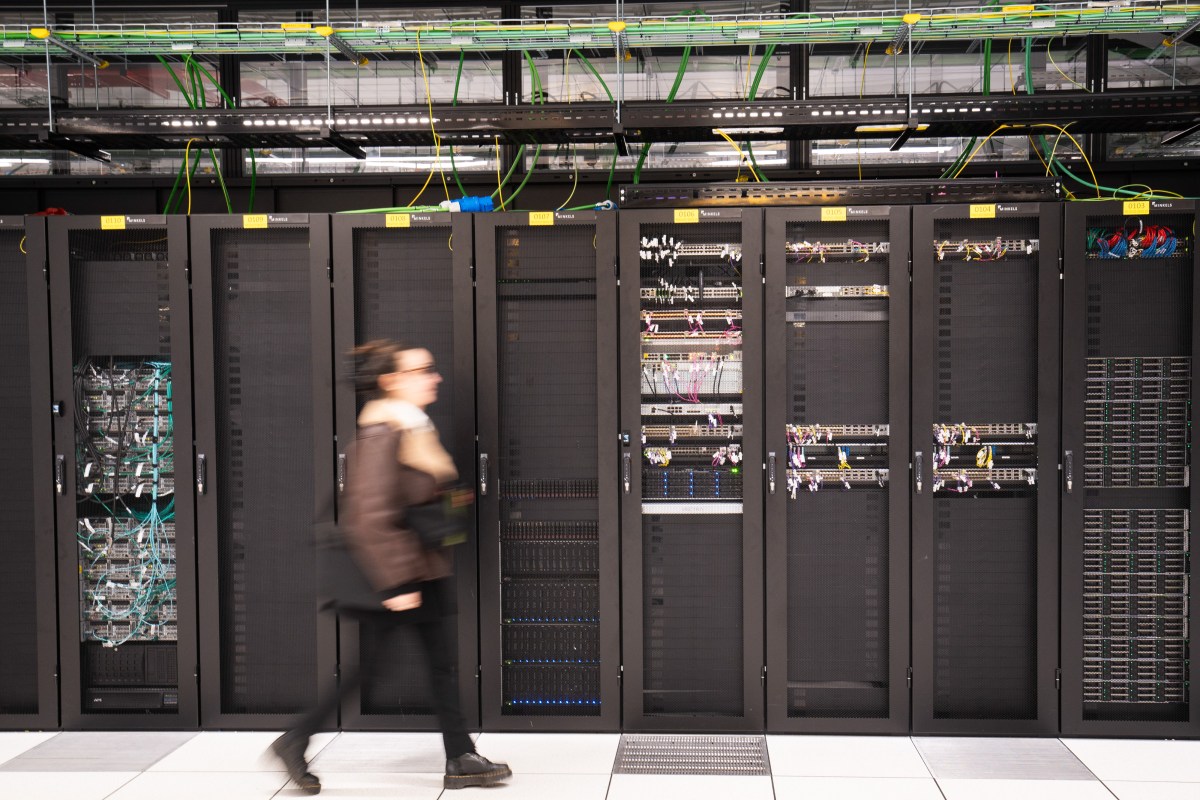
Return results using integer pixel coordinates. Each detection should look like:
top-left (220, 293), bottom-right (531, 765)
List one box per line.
top-left (0, 201), bottom-right (1196, 738)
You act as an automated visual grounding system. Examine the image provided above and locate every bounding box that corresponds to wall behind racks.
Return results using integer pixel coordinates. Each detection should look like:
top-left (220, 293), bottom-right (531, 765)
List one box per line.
top-left (1, 202), bottom-right (1197, 738)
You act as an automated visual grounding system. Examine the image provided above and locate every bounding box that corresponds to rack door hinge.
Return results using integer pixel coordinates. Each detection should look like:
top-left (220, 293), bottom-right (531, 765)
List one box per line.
top-left (907, 667), bottom-right (913, 689)
top-left (326, 258), bottom-right (333, 282)
top-left (761, 665), bottom-right (767, 685)
top-left (1055, 668), bottom-right (1062, 691)
top-left (619, 664), bottom-right (624, 682)
top-left (759, 253), bottom-right (765, 277)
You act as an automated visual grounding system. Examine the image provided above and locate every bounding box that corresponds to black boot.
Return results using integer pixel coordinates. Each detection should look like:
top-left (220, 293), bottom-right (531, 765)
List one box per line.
top-left (270, 732), bottom-right (322, 795)
top-left (444, 752), bottom-right (513, 789)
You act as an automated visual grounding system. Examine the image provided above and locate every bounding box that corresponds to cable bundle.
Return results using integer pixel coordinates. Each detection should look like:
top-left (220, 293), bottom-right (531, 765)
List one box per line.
top-left (1089, 224), bottom-right (1180, 259)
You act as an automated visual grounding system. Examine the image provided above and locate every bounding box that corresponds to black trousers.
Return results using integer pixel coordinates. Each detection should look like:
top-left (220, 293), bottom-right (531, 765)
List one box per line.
top-left (293, 596), bottom-right (475, 760)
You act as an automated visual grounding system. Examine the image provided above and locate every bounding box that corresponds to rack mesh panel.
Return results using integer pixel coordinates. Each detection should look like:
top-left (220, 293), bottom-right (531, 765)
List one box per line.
top-left (349, 226), bottom-right (458, 716)
top-left (211, 227), bottom-right (317, 714)
top-left (931, 215), bottom-right (1040, 720)
top-left (68, 229), bottom-right (179, 712)
top-left (643, 514), bottom-right (743, 715)
top-left (496, 224), bottom-right (600, 716)
top-left (639, 220), bottom-right (745, 716)
top-left (783, 219), bottom-right (891, 718)
top-left (0, 229), bottom-right (38, 714)
top-left (1080, 211), bottom-right (1192, 722)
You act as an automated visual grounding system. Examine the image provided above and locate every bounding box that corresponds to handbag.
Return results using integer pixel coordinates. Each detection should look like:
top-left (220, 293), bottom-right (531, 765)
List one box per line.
top-left (405, 486), bottom-right (472, 549)
top-left (314, 518), bottom-right (383, 613)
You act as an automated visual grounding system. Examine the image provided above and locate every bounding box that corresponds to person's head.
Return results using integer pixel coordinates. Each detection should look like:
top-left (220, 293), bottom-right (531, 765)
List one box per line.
top-left (352, 339), bottom-right (442, 409)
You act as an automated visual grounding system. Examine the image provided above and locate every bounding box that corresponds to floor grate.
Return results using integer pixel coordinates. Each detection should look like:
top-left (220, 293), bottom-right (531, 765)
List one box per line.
top-left (613, 734), bottom-right (770, 776)
top-left (913, 737), bottom-right (1097, 780)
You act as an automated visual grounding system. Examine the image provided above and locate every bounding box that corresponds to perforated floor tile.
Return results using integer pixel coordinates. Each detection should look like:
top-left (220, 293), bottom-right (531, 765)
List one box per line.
top-left (613, 734), bottom-right (769, 776)
top-left (914, 738), bottom-right (1096, 781)
top-left (0, 732), bottom-right (196, 773)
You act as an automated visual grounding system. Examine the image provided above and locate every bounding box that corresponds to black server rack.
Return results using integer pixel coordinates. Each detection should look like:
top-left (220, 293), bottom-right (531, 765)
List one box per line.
top-left (1061, 199), bottom-right (1200, 736)
top-left (47, 215), bottom-right (197, 728)
top-left (330, 212), bottom-right (478, 730)
top-left (475, 210), bottom-right (620, 731)
top-left (911, 203), bottom-right (1061, 734)
top-left (763, 206), bottom-right (911, 733)
top-left (191, 214), bottom-right (336, 728)
top-left (0, 217), bottom-right (57, 729)
top-left (619, 208), bottom-right (764, 731)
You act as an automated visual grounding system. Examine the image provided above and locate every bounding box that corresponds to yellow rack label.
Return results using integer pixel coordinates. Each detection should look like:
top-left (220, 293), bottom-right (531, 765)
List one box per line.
top-left (243, 214), bottom-right (268, 229)
top-left (385, 213), bottom-right (411, 228)
top-left (280, 22), bottom-right (313, 31)
top-left (1123, 200), bottom-right (1150, 215)
top-left (100, 215), bottom-right (125, 230)
top-left (674, 209), bottom-right (699, 224)
top-left (821, 207), bottom-right (848, 222)
top-left (970, 204), bottom-right (997, 219)
top-left (529, 211), bottom-right (554, 226)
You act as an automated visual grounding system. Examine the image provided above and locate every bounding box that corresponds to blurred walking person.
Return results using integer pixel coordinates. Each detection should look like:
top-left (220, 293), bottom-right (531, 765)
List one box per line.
top-left (271, 340), bottom-right (510, 794)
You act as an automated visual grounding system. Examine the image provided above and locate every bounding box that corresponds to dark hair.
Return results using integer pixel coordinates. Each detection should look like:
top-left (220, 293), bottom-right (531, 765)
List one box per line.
top-left (350, 339), bottom-right (409, 398)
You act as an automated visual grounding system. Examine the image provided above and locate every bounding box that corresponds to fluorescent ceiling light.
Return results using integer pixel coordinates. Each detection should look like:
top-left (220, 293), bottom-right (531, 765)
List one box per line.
top-left (855, 123), bottom-right (930, 133)
top-left (709, 158), bottom-right (787, 166)
top-left (813, 145), bottom-right (952, 155)
top-left (712, 127), bottom-right (785, 135)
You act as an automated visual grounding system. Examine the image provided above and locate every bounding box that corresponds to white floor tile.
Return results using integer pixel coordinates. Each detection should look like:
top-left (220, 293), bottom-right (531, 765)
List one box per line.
top-left (607, 774), bottom-right (775, 800)
top-left (1062, 738), bottom-right (1200, 783)
top-left (1105, 781), bottom-right (1200, 800)
top-left (938, 778), bottom-right (1117, 800)
top-left (0, 770), bottom-right (138, 800)
top-left (273, 771), bottom-right (445, 799)
top-left (148, 731), bottom-right (337, 772)
top-left (767, 735), bottom-right (932, 778)
top-left (0, 733), bottom-right (59, 767)
top-left (308, 732), bottom-right (446, 773)
top-left (105, 770), bottom-right (289, 799)
top-left (473, 733), bottom-right (620, 774)
top-left (452, 772), bottom-right (608, 800)
top-left (774, 776), bottom-right (946, 800)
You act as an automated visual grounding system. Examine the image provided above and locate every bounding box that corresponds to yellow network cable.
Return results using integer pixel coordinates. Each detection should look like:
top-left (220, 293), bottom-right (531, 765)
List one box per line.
top-left (949, 124), bottom-right (1011, 179)
top-left (1031, 123), bottom-right (1101, 198)
top-left (406, 29), bottom-right (450, 208)
top-left (1047, 39), bottom-right (1088, 92)
top-left (713, 129), bottom-right (762, 182)
top-left (495, 136), bottom-right (505, 211)
top-left (183, 138), bottom-right (200, 214)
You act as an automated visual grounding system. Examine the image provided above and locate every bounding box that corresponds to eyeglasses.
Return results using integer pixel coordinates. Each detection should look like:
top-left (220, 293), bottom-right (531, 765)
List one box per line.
top-left (399, 363), bottom-right (437, 375)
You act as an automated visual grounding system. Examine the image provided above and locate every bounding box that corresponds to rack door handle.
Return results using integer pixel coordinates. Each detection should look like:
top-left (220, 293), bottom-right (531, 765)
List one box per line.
top-left (768, 452), bottom-right (777, 495)
top-left (55, 454), bottom-right (64, 495)
top-left (196, 454), bottom-right (207, 495)
top-left (914, 451), bottom-right (923, 494)
top-left (337, 453), bottom-right (347, 494)
top-left (479, 453), bottom-right (489, 496)
top-left (1064, 450), bottom-right (1073, 494)
top-left (623, 453), bottom-right (631, 494)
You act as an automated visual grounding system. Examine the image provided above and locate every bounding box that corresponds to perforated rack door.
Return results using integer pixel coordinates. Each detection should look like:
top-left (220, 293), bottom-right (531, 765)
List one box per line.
top-left (191, 214), bottom-right (336, 729)
top-left (475, 211), bottom-right (620, 732)
top-left (1061, 199), bottom-right (1200, 737)
top-left (911, 203), bottom-right (1061, 735)
top-left (0, 217), bottom-right (57, 730)
top-left (330, 212), bottom-right (477, 730)
top-left (619, 208), bottom-right (764, 732)
top-left (47, 215), bottom-right (198, 729)
top-left (763, 206), bottom-right (911, 733)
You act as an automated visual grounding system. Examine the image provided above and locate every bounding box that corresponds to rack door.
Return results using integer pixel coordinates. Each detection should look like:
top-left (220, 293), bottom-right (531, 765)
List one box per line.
top-left (763, 205), bottom-right (910, 733)
top-left (1061, 199), bottom-right (1200, 736)
top-left (619, 208), bottom-right (764, 731)
top-left (911, 203), bottom-right (1061, 734)
top-left (0, 217), bottom-right (57, 729)
top-left (48, 215), bottom-right (197, 728)
top-left (331, 212), bottom-right (478, 729)
top-left (191, 214), bottom-right (336, 728)
top-left (475, 210), bottom-right (620, 731)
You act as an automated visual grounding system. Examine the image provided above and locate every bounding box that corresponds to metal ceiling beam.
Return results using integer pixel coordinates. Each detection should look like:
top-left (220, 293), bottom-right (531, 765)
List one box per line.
top-left (0, 89), bottom-right (1195, 152)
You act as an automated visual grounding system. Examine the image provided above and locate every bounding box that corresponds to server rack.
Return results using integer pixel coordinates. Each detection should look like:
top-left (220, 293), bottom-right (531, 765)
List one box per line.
top-left (475, 210), bottom-right (620, 731)
top-left (620, 208), bottom-right (764, 731)
top-left (0, 217), bottom-right (58, 729)
top-left (1061, 199), bottom-right (1200, 736)
top-left (48, 215), bottom-right (197, 728)
top-left (911, 203), bottom-right (1061, 734)
top-left (330, 212), bottom-right (478, 730)
top-left (763, 206), bottom-right (911, 733)
top-left (191, 214), bottom-right (336, 728)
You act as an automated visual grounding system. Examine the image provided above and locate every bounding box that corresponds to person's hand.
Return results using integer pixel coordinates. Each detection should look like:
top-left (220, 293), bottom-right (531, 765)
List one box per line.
top-left (383, 591), bottom-right (422, 612)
